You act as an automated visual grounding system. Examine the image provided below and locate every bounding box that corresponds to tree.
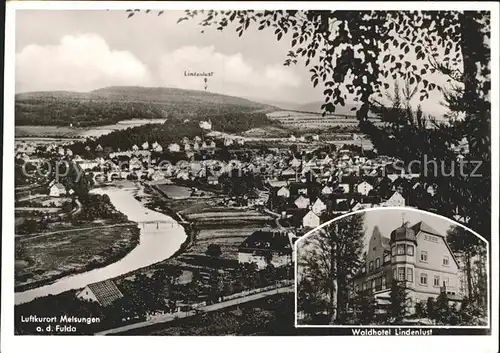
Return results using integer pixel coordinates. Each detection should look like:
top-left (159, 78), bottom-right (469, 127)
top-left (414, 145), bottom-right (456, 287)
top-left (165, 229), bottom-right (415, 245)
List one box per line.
top-left (426, 297), bottom-right (437, 324)
top-left (206, 244), bottom-right (223, 258)
top-left (387, 281), bottom-right (408, 324)
top-left (446, 225), bottom-right (484, 301)
top-left (297, 213), bottom-right (365, 324)
top-left (351, 289), bottom-right (378, 325)
top-left (171, 10), bottom-right (490, 239)
top-left (434, 292), bottom-right (451, 324)
top-left (414, 300), bottom-right (426, 319)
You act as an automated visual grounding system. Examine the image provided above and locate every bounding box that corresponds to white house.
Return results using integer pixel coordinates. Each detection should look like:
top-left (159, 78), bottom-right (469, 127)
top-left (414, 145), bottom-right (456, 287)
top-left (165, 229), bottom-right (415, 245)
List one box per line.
top-left (277, 186), bottom-right (290, 198)
top-left (311, 198), bottom-right (327, 215)
top-left (142, 142), bottom-right (149, 150)
top-left (338, 183), bottom-right (350, 193)
top-left (290, 157), bottom-right (301, 168)
top-left (168, 143), bottom-right (181, 152)
top-left (199, 120), bottom-right (212, 130)
top-left (303, 210), bottom-right (321, 229)
top-left (321, 185), bottom-right (334, 195)
top-left (294, 195), bottom-right (310, 209)
top-left (384, 191), bottom-right (406, 207)
top-left (154, 144), bottom-right (163, 152)
top-left (357, 181), bottom-right (374, 196)
top-left (49, 183), bottom-right (66, 197)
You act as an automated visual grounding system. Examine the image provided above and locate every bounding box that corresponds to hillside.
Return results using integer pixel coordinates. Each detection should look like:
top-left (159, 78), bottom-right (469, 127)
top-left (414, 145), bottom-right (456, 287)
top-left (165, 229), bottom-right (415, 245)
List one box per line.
top-left (15, 86), bottom-right (278, 127)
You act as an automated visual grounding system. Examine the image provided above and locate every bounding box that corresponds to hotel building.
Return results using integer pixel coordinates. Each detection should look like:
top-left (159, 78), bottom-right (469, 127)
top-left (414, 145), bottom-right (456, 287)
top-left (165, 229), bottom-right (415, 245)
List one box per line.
top-left (354, 221), bottom-right (463, 311)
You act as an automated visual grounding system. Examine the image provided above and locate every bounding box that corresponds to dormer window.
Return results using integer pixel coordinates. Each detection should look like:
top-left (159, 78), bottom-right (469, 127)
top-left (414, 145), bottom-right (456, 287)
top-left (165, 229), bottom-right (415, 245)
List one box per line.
top-left (443, 256), bottom-right (450, 266)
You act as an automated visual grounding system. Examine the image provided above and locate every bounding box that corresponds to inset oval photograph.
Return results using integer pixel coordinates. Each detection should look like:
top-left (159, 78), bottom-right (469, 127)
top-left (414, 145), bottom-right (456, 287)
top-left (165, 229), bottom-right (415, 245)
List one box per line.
top-left (295, 207), bottom-right (489, 328)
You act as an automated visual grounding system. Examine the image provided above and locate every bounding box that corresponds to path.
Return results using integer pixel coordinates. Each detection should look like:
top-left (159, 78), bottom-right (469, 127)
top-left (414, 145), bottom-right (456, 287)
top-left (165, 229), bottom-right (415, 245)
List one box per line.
top-left (16, 222), bottom-right (136, 241)
top-left (95, 285), bottom-right (294, 335)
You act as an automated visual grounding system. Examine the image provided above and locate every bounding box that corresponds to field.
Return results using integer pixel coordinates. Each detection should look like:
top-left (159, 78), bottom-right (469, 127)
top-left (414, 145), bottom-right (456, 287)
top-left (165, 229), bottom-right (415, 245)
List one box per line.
top-left (15, 118), bottom-right (168, 139)
top-left (142, 191), bottom-right (274, 271)
top-left (15, 224), bottom-right (139, 291)
top-left (241, 126), bottom-right (290, 138)
top-left (155, 184), bottom-right (195, 199)
top-left (267, 110), bottom-right (383, 132)
top-left (170, 200), bottom-right (274, 269)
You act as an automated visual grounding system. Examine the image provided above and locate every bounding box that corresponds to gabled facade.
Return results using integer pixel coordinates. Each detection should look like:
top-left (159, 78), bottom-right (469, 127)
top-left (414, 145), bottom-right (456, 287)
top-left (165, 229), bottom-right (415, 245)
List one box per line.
top-left (354, 222), bottom-right (462, 313)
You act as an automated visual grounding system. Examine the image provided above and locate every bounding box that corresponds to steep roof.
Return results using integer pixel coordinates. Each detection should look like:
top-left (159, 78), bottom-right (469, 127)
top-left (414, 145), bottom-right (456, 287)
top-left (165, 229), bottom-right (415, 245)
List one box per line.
top-left (410, 221), bottom-right (440, 236)
top-left (86, 280), bottom-right (124, 307)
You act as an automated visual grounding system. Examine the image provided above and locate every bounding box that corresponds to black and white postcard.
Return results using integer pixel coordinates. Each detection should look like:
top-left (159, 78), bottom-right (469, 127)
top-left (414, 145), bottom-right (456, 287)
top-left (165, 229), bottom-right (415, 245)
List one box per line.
top-left (2, 2), bottom-right (499, 353)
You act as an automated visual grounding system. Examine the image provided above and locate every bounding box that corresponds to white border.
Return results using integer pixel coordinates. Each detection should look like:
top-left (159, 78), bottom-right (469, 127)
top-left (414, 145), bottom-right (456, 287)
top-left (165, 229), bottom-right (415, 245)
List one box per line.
top-left (2, 2), bottom-right (499, 353)
top-left (294, 207), bottom-right (490, 329)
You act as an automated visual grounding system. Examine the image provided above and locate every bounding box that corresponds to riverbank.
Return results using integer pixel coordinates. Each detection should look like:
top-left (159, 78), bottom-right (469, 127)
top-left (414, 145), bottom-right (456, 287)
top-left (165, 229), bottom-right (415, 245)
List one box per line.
top-left (14, 185), bottom-right (187, 305)
top-left (14, 225), bottom-right (140, 293)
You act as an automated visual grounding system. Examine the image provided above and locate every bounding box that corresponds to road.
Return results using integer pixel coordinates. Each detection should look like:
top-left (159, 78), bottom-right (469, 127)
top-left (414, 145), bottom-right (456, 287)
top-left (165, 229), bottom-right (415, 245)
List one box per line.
top-left (16, 222), bottom-right (136, 241)
top-left (95, 285), bottom-right (294, 336)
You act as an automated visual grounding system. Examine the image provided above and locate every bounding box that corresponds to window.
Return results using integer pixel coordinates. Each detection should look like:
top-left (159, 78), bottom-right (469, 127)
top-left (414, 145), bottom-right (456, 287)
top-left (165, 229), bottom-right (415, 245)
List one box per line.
top-left (355, 284), bottom-right (359, 292)
top-left (434, 276), bottom-right (440, 287)
top-left (391, 246), bottom-right (396, 256)
top-left (406, 268), bottom-right (413, 282)
top-left (398, 267), bottom-right (405, 282)
top-left (371, 279), bottom-right (376, 290)
top-left (369, 261), bottom-right (374, 272)
top-left (420, 273), bottom-right (428, 286)
top-left (361, 266), bottom-right (366, 274)
top-left (443, 277), bottom-right (449, 287)
top-left (384, 254), bottom-right (391, 263)
top-left (375, 258), bottom-right (381, 269)
top-left (363, 282), bottom-right (368, 291)
top-left (420, 251), bottom-right (428, 262)
top-left (382, 276), bottom-right (386, 289)
top-left (407, 245), bottom-right (414, 256)
top-left (443, 256), bottom-right (450, 266)
top-left (397, 244), bottom-right (405, 255)
top-left (393, 268), bottom-right (397, 280)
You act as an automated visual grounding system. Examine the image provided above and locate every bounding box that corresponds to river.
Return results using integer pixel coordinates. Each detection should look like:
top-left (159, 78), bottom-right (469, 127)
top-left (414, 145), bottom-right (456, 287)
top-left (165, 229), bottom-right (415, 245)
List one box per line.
top-left (14, 185), bottom-right (187, 305)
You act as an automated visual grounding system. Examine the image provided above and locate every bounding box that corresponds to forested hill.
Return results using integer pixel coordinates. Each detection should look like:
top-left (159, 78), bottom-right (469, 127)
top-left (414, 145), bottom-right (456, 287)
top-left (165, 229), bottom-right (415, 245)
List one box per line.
top-left (15, 86), bottom-right (278, 127)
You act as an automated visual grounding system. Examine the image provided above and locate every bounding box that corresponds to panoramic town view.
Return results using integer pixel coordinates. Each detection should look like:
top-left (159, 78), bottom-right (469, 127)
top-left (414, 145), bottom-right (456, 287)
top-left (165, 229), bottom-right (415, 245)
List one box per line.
top-left (12, 8), bottom-right (492, 336)
top-left (296, 209), bottom-right (489, 327)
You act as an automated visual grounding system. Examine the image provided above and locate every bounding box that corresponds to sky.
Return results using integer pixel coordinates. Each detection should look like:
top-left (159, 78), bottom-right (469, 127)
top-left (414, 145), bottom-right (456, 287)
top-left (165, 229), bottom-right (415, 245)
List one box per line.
top-left (15, 9), bottom-right (451, 114)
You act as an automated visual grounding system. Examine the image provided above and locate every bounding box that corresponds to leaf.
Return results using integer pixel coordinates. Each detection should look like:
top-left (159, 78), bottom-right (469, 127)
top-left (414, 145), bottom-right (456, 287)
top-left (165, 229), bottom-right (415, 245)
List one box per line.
top-left (324, 89), bottom-right (333, 96)
top-left (421, 69), bottom-right (427, 75)
top-left (292, 39), bottom-right (297, 47)
top-left (384, 83), bottom-right (390, 89)
top-left (158, 11), bottom-right (164, 16)
top-left (313, 78), bottom-right (319, 87)
top-left (383, 54), bottom-right (390, 63)
top-left (127, 13), bottom-right (135, 18)
top-left (350, 107), bottom-right (357, 111)
top-left (277, 32), bottom-right (283, 41)
top-left (409, 77), bottom-right (415, 85)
